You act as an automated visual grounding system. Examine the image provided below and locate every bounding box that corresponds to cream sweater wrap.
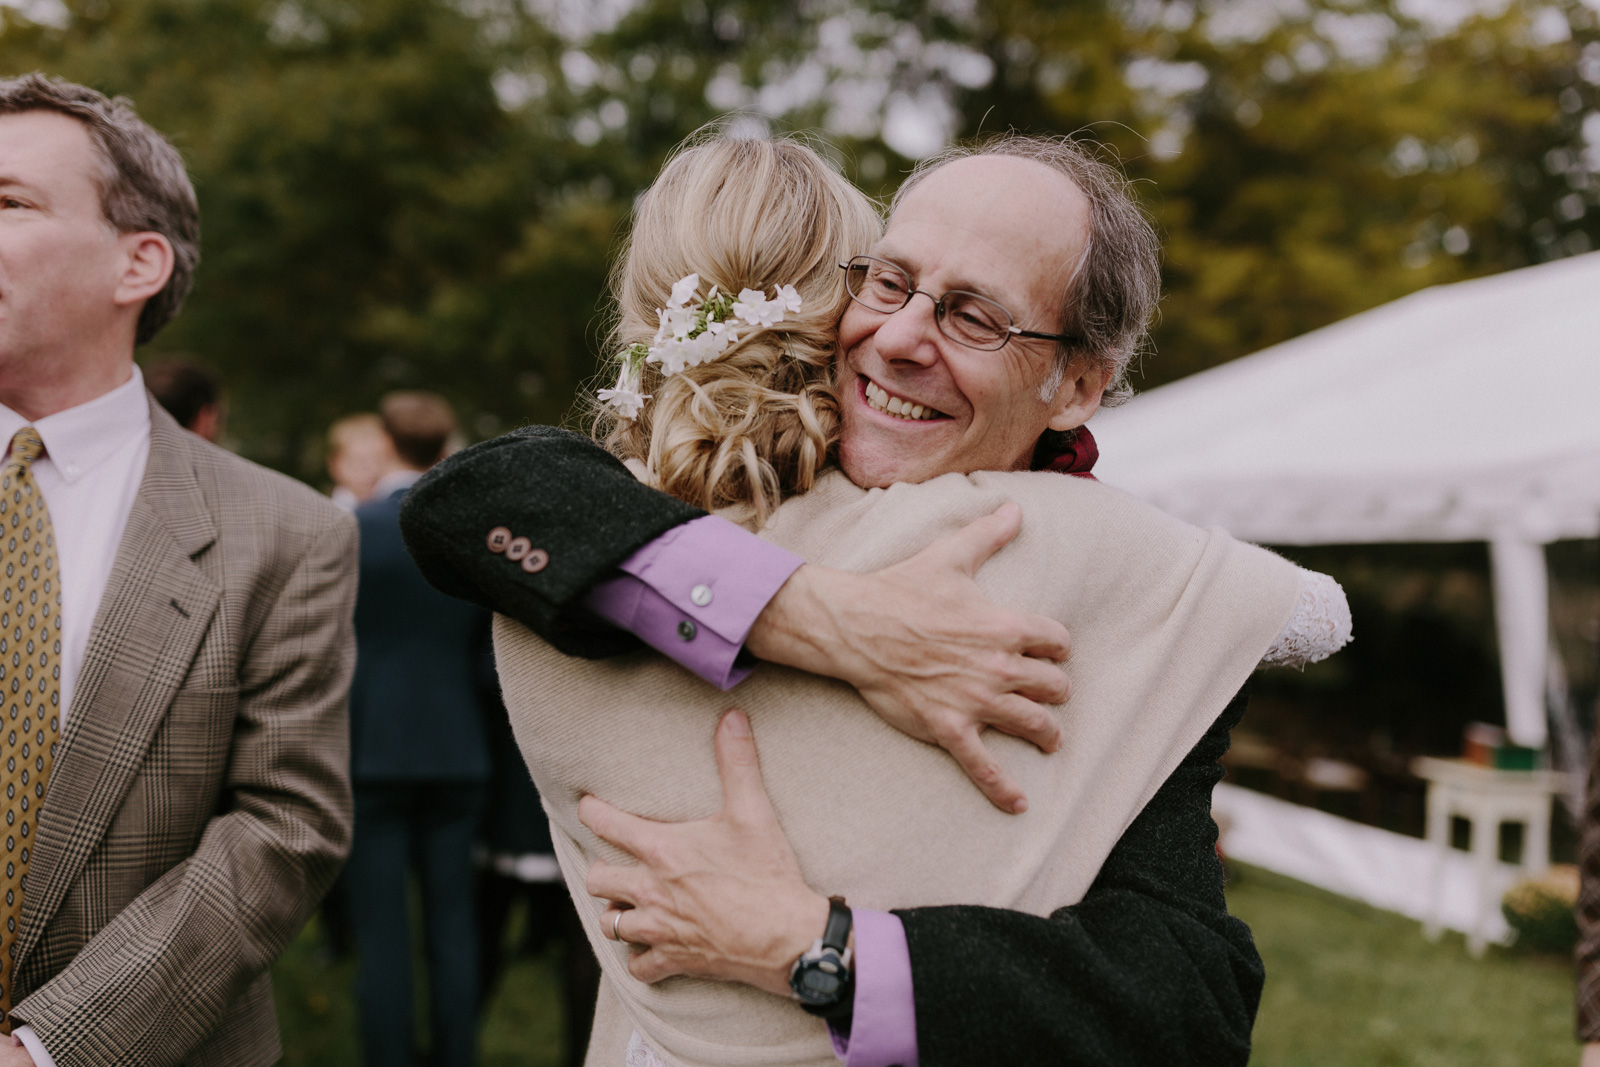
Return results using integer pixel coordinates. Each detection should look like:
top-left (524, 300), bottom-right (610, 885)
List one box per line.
top-left (493, 469), bottom-right (1303, 1067)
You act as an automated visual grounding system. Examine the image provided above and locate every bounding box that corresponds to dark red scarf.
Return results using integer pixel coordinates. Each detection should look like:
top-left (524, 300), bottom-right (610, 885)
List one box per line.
top-left (1031, 427), bottom-right (1098, 479)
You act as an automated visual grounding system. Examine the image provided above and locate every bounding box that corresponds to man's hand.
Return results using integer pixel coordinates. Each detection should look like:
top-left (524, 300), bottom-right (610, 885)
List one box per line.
top-left (746, 502), bottom-right (1070, 814)
top-left (1582, 1042), bottom-right (1600, 1067)
top-left (581, 710), bottom-right (829, 999)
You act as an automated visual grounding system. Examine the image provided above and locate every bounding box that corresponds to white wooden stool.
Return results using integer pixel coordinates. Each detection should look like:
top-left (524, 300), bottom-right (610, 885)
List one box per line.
top-left (1411, 756), bottom-right (1568, 956)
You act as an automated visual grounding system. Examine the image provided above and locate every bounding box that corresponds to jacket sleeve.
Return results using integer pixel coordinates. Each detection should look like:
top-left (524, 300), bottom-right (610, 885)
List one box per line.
top-left (893, 688), bottom-right (1262, 1067)
top-left (11, 506), bottom-right (358, 1067)
top-left (399, 426), bottom-right (706, 658)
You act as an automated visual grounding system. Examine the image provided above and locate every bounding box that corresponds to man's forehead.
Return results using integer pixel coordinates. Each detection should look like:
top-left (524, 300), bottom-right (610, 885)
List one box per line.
top-left (0, 109), bottom-right (100, 191)
top-left (877, 155), bottom-right (1089, 300)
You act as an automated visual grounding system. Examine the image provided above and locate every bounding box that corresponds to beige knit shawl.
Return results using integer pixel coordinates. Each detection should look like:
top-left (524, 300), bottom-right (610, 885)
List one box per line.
top-left (494, 469), bottom-right (1302, 1067)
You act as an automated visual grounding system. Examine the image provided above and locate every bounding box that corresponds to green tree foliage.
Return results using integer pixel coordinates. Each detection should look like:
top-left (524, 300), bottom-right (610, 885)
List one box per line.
top-left (2, 0), bottom-right (616, 474)
top-left (2, 0), bottom-right (1596, 478)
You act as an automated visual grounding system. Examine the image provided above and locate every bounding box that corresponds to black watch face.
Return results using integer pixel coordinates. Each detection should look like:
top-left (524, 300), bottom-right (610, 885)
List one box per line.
top-left (796, 965), bottom-right (844, 1003)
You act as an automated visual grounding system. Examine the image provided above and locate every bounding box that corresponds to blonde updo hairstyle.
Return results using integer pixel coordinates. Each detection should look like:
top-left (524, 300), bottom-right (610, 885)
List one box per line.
top-left (597, 135), bottom-right (883, 526)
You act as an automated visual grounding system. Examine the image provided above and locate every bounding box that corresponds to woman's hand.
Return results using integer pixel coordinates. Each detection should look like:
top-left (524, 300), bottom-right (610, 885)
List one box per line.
top-left (581, 710), bottom-right (829, 998)
top-left (745, 502), bottom-right (1070, 814)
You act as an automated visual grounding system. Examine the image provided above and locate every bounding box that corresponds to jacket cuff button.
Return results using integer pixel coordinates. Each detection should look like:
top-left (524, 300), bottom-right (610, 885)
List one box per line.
top-left (486, 527), bottom-right (512, 553)
top-left (521, 549), bottom-right (549, 574)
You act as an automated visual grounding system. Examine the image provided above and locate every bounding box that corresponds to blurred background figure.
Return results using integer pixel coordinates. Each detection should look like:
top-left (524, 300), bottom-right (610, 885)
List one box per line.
top-left (474, 671), bottom-right (600, 1067)
top-left (327, 412), bottom-right (393, 510)
top-left (145, 357), bottom-right (224, 442)
top-left (346, 391), bottom-right (492, 1067)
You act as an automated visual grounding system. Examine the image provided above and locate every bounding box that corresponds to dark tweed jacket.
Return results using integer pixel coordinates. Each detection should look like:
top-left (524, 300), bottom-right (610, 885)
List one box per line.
top-left (401, 425), bottom-right (1262, 1067)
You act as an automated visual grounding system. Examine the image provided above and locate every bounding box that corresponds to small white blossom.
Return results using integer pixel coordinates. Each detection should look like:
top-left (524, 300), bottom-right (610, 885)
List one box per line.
top-left (655, 305), bottom-right (698, 343)
top-left (775, 284), bottom-right (802, 313)
top-left (732, 289), bottom-right (768, 326)
top-left (597, 386), bottom-right (649, 419)
top-left (648, 336), bottom-right (696, 375)
top-left (668, 273), bottom-right (700, 309)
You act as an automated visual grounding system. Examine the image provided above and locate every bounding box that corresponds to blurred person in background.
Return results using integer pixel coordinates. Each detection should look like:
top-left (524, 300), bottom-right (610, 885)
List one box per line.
top-left (0, 73), bottom-right (354, 1067)
top-left (143, 356), bottom-right (223, 442)
top-left (474, 659), bottom-right (600, 1067)
top-left (346, 391), bottom-right (491, 1067)
top-left (326, 412), bottom-right (393, 510)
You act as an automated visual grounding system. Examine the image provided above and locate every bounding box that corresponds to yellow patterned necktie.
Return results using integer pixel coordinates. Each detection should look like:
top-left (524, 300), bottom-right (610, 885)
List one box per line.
top-left (0, 428), bottom-right (62, 1026)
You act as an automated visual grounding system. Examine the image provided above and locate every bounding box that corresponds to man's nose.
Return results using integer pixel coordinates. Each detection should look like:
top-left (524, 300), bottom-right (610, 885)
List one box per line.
top-left (872, 292), bottom-right (942, 365)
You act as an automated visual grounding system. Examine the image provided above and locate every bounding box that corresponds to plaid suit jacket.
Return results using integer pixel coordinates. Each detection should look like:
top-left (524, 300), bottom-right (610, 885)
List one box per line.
top-left (6, 398), bottom-right (357, 1067)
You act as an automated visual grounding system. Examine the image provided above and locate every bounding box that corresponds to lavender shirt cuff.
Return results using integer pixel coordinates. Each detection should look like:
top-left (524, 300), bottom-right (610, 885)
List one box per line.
top-left (581, 514), bottom-right (803, 690)
top-left (829, 910), bottom-right (919, 1067)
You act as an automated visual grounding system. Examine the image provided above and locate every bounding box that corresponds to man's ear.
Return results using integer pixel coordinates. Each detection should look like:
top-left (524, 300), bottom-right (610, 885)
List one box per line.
top-left (1046, 359), bottom-right (1112, 433)
top-left (112, 231), bottom-right (175, 310)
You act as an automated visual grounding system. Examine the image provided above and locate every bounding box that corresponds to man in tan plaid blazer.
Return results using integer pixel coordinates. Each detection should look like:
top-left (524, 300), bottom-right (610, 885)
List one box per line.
top-left (0, 76), bottom-right (355, 1067)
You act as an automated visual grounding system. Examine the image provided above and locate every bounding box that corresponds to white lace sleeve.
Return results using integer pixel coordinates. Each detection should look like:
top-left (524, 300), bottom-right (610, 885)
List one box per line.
top-left (1258, 568), bottom-right (1352, 669)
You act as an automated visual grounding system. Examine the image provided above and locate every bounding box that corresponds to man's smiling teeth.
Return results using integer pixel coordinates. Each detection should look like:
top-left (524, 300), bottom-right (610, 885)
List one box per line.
top-left (864, 380), bottom-right (941, 420)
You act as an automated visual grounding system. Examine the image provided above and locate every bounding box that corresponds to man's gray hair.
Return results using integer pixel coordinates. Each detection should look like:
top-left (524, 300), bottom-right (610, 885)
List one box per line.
top-left (890, 134), bottom-right (1160, 406)
top-left (0, 73), bottom-right (199, 345)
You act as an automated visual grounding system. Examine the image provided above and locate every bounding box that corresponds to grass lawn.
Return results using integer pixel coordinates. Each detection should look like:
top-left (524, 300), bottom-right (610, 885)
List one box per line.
top-left (270, 866), bottom-right (1581, 1065)
top-left (1231, 864), bottom-right (1579, 1066)
top-left (271, 910), bottom-right (567, 1067)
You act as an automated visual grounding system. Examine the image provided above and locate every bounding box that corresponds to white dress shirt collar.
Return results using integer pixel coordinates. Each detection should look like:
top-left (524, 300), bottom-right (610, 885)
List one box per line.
top-left (0, 365), bottom-right (151, 480)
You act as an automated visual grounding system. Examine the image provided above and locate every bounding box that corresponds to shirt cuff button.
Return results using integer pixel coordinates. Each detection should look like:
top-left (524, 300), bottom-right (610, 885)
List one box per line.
top-left (690, 584), bottom-right (713, 607)
top-left (677, 620), bottom-right (697, 641)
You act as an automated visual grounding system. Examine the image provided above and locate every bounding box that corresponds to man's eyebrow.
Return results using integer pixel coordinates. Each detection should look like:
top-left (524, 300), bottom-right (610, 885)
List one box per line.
top-left (875, 246), bottom-right (1008, 304)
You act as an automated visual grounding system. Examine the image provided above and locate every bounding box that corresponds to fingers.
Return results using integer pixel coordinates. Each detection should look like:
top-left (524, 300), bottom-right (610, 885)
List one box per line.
top-left (578, 794), bottom-right (659, 860)
top-left (940, 726), bottom-right (1028, 814)
top-left (600, 905), bottom-right (662, 952)
top-left (927, 502), bottom-right (1023, 576)
top-left (586, 859), bottom-right (651, 905)
top-left (983, 692), bottom-right (1064, 753)
top-left (714, 709), bottom-right (775, 819)
top-left (1005, 652), bottom-right (1072, 707)
top-left (1014, 614), bottom-right (1072, 665)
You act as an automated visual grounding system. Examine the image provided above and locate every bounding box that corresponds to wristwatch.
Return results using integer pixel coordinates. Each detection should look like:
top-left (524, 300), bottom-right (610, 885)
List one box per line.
top-left (788, 895), bottom-right (854, 1021)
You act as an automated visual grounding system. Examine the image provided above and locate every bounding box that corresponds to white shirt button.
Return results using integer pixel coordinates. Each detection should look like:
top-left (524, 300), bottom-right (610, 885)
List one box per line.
top-left (690, 584), bottom-right (713, 607)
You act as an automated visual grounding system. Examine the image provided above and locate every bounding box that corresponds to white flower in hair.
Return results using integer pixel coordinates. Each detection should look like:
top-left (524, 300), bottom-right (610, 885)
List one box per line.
top-left (649, 335), bottom-right (697, 376)
top-left (733, 287), bottom-right (800, 328)
top-left (598, 343), bottom-right (652, 419)
top-left (597, 276), bottom-right (802, 416)
top-left (668, 273), bottom-right (701, 309)
top-left (597, 385), bottom-right (649, 419)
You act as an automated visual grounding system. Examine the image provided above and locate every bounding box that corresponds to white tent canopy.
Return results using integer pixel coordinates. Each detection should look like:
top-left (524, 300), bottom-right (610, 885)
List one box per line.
top-left (1090, 250), bottom-right (1600, 748)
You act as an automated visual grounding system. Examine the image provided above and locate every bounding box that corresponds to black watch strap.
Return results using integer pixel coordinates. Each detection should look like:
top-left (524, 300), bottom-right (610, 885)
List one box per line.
top-left (821, 896), bottom-right (852, 953)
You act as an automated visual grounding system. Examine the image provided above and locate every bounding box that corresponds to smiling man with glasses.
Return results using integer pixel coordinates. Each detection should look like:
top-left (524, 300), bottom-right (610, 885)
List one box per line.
top-left (401, 135), bottom-right (1261, 1067)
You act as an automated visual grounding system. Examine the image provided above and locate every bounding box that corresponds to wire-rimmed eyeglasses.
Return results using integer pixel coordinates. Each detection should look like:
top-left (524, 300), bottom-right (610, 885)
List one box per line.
top-left (839, 255), bottom-right (1080, 352)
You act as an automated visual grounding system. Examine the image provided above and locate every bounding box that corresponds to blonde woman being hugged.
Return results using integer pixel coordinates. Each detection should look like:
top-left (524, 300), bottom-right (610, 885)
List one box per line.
top-left (406, 132), bottom-right (1350, 1067)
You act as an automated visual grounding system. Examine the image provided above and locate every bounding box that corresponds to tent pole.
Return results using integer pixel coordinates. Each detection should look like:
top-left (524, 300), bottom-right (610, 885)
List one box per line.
top-left (1489, 538), bottom-right (1550, 750)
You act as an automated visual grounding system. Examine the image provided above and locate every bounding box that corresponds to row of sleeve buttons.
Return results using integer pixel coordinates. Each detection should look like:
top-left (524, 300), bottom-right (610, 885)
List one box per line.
top-left (485, 526), bottom-right (549, 573)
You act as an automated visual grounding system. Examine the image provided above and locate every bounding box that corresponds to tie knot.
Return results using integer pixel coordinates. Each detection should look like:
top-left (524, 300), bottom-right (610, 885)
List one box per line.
top-left (5, 429), bottom-right (43, 470)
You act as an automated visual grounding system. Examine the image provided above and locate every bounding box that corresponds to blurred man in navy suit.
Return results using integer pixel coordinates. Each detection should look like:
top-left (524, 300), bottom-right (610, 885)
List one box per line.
top-left (347, 392), bottom-right (490, 1067)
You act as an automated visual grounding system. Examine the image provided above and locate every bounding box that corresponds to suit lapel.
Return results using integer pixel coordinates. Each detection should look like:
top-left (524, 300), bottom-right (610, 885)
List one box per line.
top-left (16, 401), bottom-right (221, 967)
